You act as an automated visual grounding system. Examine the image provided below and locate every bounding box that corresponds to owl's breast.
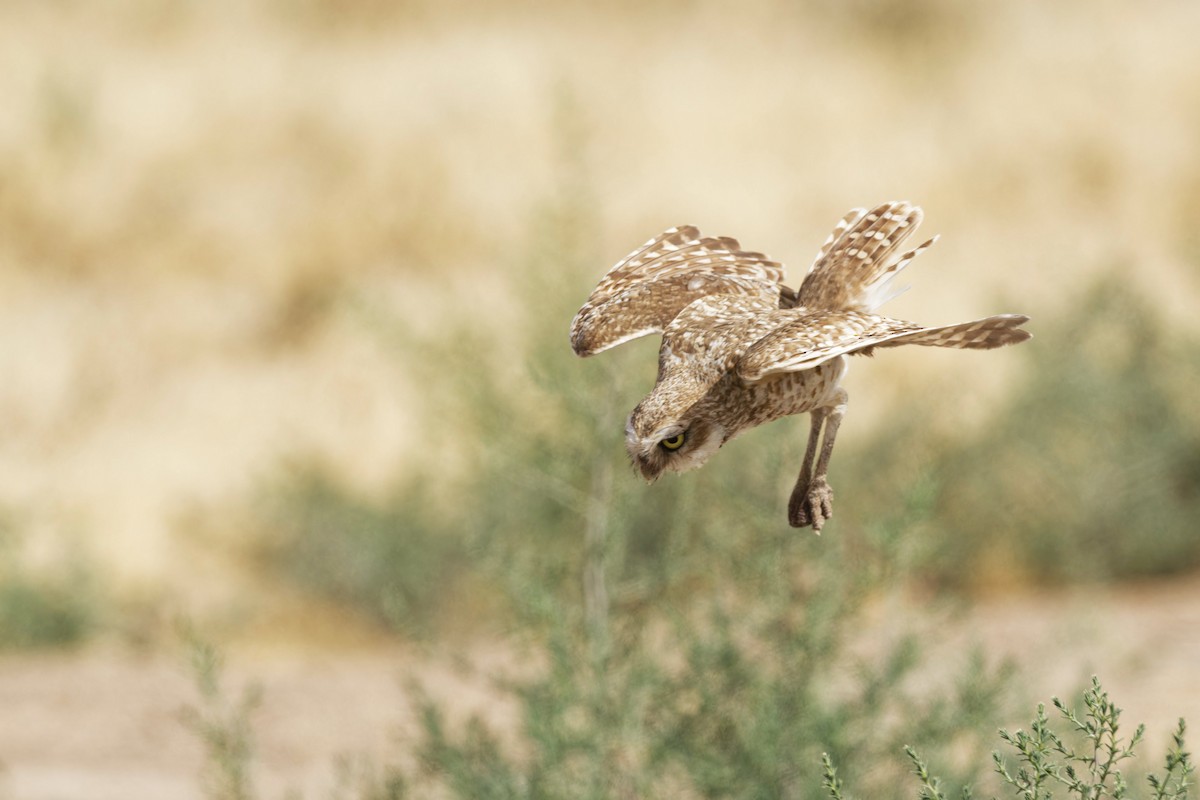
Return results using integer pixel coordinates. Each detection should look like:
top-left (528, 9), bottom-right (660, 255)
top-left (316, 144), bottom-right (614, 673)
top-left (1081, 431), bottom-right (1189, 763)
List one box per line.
top-left (708, 356), bottom-right (849, 440)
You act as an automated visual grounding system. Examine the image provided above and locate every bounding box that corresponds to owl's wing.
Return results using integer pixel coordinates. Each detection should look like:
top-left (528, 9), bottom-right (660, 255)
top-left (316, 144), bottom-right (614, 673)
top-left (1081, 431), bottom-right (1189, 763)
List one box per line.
top-left (570, 226), bottom-right (789, 357)
top-left (797, 200), bottom-right (937, 313)
top-left (737, 311), bottom-right (1031, 381)
top-left (735, 310), bottom-right (925, 381)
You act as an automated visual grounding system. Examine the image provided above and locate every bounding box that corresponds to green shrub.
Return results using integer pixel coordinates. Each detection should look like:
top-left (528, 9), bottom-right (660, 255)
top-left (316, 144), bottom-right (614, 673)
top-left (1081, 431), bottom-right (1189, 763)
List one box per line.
top-left (0, 579), bottom-right (96, 649)
top-left (179, 628), bottom-right (262, 800)
top-left (0, 513), bottom-right (103, 649)
top-left (249, 465), bottom-right (470, 637)
top-left (242, 171), bottom-right (1020, 797)
top-left (377, 184), bottom-right (1013, 798)
top-left (231, 150), bottom-right (1196, 797)
top-left (249, 173), bottom-right (1200, 638)
top-left (887, 677), bottom-right (1193, 800)
top-left (841, 276), bottom-right (1200, 588)
top-left (179, 642), bottom-right (1190, 800)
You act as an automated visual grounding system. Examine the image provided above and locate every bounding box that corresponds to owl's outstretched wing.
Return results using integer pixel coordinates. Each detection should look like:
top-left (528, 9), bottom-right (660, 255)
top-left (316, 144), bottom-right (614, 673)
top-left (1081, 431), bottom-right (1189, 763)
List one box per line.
top-left (797, 200), bottom-right (937, 313)
top-left (570, 226), bottom-right (790, 357)
top-left (736, 311), bottom-right (1031, 381)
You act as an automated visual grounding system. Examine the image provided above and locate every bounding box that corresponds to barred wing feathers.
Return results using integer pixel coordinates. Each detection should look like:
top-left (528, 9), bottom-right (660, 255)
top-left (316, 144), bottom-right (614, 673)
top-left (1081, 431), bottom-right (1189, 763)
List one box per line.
top-left (570, 226), bottom-right (789, 357)
top-left (737, 312), bottom-right (1031, 381)
top-left (798, 200), bottom-right (936, 313)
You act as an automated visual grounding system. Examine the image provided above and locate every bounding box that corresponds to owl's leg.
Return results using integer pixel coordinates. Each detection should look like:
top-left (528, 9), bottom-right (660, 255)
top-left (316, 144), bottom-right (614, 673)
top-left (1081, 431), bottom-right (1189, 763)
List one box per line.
top-left (788, 410), bottom-right (825, 527)
top-left (788, 389), bottom-right (848, 533)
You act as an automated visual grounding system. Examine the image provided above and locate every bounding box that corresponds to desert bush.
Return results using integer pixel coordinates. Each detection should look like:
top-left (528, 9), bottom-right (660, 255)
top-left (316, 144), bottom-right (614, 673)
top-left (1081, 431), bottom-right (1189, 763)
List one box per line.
top-left (244, 167), bottom-right (1017, 796)
top-left (249, 465), bottom-right (470, 637)
top-left (868, 677), bottom-right (1194, 800)
top-left (379, 180), bottom-right (1014, 798)
top-left (181, 643), bottom-right (1190, 800)
top-left (841, 276), bottom-right (1200, 589)
top-left (235, 140), bottom-right (1198, 797)
top-left (179, 628), bottom-right (263, 800)
top-left (412, 534), bottom-right (1009, 800)
top-left (0, 513), bottom-right (103, 649)
top-left (251, 177), bottom-right (1200, 637)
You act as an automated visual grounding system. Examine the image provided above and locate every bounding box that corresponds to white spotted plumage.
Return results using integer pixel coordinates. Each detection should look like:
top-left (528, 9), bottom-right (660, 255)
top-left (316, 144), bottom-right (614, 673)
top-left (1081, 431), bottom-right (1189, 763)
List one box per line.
top-left (570, 201), bottom-right (1032, 532)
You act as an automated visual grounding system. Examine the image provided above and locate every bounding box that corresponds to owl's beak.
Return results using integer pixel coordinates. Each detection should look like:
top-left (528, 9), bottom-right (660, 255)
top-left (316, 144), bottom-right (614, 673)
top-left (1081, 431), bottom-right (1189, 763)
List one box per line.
top-left (626, 417), bottom-right (660, 483)
top-left (631, 451), bottom-right (662, 484)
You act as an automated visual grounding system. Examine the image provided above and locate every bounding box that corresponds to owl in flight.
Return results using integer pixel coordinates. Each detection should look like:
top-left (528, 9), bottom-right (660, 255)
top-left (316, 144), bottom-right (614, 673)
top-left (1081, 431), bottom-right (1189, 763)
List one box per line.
top-left (569, 201), bottom-right (1031, 532)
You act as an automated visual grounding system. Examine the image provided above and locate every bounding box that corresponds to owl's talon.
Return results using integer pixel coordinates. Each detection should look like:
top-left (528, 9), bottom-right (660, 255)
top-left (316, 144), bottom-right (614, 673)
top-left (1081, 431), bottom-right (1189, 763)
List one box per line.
top-left (789, 478), bottom-right (833, 533)
top-left (788, 483), bottom-right (811, 528)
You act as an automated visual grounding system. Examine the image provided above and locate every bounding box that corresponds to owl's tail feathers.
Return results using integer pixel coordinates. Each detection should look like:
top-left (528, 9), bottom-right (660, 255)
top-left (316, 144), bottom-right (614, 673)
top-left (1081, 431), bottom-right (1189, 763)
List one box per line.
top-left (875, 314), bottom-right (1031, 352)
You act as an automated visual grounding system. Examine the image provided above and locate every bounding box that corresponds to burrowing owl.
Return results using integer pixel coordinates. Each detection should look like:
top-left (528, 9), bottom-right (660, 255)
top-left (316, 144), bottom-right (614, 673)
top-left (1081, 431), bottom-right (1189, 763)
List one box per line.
top-left (569, 201), bottom-right (1031, 532)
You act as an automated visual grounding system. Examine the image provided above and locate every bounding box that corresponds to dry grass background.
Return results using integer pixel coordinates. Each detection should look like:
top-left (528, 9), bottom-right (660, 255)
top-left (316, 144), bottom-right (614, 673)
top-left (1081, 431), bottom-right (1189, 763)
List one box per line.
top-left (2, 0), bottom-right (1198, 593)
top-left (1, 0), bottom-right (1200, 795)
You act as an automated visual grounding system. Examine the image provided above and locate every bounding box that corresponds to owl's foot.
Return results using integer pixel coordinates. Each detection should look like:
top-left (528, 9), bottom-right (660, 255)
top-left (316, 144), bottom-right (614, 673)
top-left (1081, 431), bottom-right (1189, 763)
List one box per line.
top-left (788, 477), bottom-right (834, 533)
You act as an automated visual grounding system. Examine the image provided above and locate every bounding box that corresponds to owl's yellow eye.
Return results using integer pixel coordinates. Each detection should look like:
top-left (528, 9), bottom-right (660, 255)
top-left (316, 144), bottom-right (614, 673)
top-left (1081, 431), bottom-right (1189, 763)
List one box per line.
top-left (660, 433), bottom-right (686, 451)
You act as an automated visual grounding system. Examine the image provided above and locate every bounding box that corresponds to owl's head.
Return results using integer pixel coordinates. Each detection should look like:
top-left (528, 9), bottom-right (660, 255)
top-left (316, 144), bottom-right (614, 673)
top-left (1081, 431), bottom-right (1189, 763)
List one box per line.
top-left (624, 402), bottom-right (726, 482)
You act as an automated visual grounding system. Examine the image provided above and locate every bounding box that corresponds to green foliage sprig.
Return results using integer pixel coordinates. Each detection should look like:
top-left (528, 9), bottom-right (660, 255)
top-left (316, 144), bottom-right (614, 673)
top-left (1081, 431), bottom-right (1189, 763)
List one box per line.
top-left (883, 678), bottom-right (1193, 800)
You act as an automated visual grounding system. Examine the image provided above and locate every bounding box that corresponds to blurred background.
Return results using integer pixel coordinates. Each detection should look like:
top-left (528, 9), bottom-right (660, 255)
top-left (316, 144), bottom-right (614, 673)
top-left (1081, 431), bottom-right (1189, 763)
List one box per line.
top-left (1, 1), bottom-right (1199, 798)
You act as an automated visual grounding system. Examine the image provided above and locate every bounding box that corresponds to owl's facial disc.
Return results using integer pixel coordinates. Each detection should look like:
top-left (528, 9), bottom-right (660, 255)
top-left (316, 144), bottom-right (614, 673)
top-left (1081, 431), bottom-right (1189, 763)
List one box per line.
top-left (625, 416), bottom-right (725, 482)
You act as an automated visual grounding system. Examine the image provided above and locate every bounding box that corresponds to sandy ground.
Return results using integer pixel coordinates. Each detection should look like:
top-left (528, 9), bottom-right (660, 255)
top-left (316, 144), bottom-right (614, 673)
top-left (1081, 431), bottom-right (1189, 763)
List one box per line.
top-left (2, 575), bottom-right (1198, 800)
top-left (0, 636), bottom-right (517, 800)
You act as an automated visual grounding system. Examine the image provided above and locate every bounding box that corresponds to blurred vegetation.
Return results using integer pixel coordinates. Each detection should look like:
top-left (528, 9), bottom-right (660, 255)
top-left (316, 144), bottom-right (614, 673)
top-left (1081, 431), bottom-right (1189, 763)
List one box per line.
top-left (241, 171), bottom-right (1015, 797)
top-left (841, 276), bottom-right (1200, 589)
top-left (249, 467), bottom-right (470, 638)
top-left (0, 512), bottom-right (104, 650)
top-left (233, 131), bottom-right (1200, 791)
top-left (179, 627), bottom-right (262, 800)
top-left (249, 190), bottom-right (1200, 637)
top-left (410, 535), bottom-right (1009, 799)
top-left (1, 0), bottom-right (1198, 792)
top-left (182, 641), bottom-right (1192, 799)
